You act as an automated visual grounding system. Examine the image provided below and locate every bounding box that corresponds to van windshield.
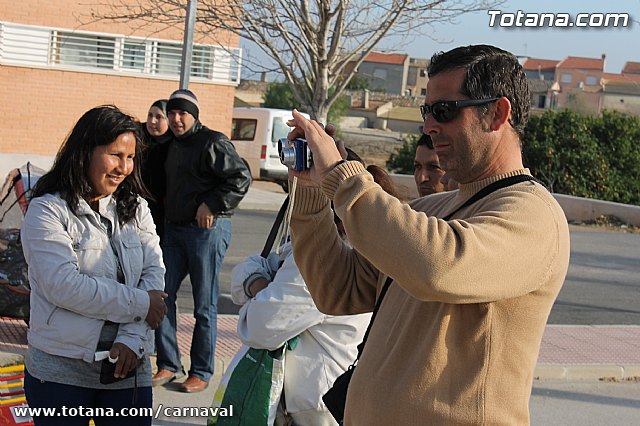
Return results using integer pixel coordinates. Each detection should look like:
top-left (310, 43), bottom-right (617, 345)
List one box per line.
top-left (271, 117), bottom-right (291, 143)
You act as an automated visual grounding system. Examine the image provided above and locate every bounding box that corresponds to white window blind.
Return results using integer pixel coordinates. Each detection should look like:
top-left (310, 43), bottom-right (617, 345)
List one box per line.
top-left (0, 22), bottom-right (241, 84)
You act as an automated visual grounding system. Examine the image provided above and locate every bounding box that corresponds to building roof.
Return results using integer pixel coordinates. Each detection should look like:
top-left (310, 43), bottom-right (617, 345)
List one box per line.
top-left (602, 81), bottom-right (640, 96)
top-left (528, 79), bottom-right (554, 93)
top-left (522, 58), bottom-right (559, 71)
top-left (365, 52), bottom-right (409, 65)
top-left (602, 73), bottom-right (640, 95)
top-left (603, 73), bottom-right (640, 83)
top-left (622, 61), bottom-right (640, 75)
top-left (557, 56), bottom-right (605, 71)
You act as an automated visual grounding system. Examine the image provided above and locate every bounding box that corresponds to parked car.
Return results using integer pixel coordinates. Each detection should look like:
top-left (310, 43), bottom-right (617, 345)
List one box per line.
top-left (231, 107), bottom-right (310, 191)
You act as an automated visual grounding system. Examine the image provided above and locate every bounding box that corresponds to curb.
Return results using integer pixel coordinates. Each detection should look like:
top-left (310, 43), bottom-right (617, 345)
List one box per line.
top-left (535, 364), bottom-right (640, 381)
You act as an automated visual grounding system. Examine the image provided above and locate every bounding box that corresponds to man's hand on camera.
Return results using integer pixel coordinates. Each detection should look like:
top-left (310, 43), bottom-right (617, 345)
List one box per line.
top-left (286, 110), bottom-right (343, 185)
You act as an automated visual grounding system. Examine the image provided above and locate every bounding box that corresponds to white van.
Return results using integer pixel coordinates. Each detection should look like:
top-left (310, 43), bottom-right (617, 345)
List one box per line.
top-left (230, 107), bottom-right (310, 189)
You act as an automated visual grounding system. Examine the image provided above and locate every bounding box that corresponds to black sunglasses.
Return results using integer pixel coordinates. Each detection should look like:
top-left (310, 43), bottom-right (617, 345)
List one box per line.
top-left (420, 97), bottom-right (500, 123)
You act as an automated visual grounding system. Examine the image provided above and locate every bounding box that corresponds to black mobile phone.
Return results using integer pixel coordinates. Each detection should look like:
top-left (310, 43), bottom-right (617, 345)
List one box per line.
top-left (99, 359), bottom-right (136, 385)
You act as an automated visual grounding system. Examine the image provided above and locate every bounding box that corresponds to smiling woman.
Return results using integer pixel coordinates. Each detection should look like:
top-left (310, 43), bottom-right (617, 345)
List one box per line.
top-left (87, 131), bottom-right (136, 207)
top-left (20, 105), bottom-right (166, 426)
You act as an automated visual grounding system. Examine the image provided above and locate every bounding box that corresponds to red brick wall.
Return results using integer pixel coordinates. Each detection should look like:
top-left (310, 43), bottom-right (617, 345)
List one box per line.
top-left (0, 66), bottom-right (236, 155)
top-left (0, 0), bottom-right (238, 46)
top-left (1, 0), bottom-right (239, 156)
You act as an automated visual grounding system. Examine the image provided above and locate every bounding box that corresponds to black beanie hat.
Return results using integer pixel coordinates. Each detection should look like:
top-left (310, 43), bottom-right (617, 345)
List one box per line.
top-left (166, 89), bottom-right (199, 120)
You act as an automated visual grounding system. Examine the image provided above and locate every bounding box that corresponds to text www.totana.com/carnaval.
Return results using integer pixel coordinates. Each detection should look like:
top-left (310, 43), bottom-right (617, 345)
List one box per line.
top-left (10, 404), bottom-right (234, 419)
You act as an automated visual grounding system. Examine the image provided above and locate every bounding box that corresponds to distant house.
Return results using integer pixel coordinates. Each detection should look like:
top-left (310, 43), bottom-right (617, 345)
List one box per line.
top-left (351, 51), bottom-right (410, 95)
top-left (622, 61), bottom-right (640, 75)
top-left (601, 73), bottom-right (640, 116)
top-left (523, 58), bottom-right (559, 82)
top-left (553, 55), bottom-right (606, 114)
top-left (405, 57), bottom-right (429, 98)
top-left (234, 77), bottom-right (270, 107)
top-left (523, 58), bottom-right (561, 110)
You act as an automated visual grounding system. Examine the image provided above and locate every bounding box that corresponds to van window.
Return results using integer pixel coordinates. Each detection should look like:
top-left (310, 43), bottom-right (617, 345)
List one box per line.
top-left (231, 118), bottom-right (258, 140)
top-left (271, 117), bottom-right (291, 143)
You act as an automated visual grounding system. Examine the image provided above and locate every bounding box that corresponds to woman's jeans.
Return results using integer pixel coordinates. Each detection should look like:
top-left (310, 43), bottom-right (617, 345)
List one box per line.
top-left (24, 369), bottom-right (152, 426)
top-left (155, 218), bottom-right (232, 382)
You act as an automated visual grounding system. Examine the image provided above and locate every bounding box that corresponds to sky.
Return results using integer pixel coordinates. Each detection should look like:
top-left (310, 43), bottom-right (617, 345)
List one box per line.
top-left (388, 0), bottom-right (639, 74)
top-left (241, 0), bottom-right (639, 78)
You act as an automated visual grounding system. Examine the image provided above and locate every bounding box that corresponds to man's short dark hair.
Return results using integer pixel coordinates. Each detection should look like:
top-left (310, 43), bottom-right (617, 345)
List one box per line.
top-left (427, 45), bottom-right (530, 140)
top-left (416, 133), bottom-right (434, 150)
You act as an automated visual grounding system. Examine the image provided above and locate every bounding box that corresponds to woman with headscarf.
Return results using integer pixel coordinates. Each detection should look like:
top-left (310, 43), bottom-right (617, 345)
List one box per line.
top-left (141, 99), bottom-right (173, 241)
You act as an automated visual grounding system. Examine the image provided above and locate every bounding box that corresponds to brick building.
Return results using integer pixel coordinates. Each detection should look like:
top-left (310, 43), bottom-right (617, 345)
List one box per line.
top-left (0, 0), bottom-right (240, 176)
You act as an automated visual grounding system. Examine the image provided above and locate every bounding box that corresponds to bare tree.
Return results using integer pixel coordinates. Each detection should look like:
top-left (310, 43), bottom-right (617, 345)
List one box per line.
top-left (89, 0), bottom-right (502, 122)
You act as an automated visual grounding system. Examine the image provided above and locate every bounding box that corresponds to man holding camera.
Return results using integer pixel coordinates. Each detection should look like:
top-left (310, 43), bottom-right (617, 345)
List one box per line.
top-left (287, 45), bottom-right (570, 424)
top-left (153, 89), bottom-right (251, 393)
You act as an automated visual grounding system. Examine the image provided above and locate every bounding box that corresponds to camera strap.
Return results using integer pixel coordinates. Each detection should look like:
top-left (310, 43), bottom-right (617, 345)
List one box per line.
top-left (355, 173), bottom-right (535, 360)
top-left (261, 195), bottom-right (290, 258)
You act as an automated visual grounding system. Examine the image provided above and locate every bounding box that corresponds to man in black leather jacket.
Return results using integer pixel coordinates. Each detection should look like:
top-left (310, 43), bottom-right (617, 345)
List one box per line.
top-left (153, 89), bottom-right (251, 393)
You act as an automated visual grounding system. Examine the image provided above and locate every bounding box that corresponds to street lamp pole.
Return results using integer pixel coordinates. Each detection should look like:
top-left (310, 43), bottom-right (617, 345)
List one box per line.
top-left (179, 0), bottom-right (197, 90)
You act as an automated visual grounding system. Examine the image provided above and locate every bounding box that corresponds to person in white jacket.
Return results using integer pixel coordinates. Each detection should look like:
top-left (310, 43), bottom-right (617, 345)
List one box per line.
top-left (21, 105), bottom-right (166, 426)
top-left (231, 242), bottom-right (370, 426)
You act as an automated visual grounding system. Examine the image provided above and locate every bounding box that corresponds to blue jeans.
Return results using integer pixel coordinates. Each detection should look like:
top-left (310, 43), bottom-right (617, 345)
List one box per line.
top-left (155, 219), bottom-right (232, 382)
top-left (23, 369), bottom-right (152, 426)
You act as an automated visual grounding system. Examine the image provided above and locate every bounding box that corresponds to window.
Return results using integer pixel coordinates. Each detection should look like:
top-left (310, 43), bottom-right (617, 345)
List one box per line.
top-left (561, 73), bottom-right (572, 83)
top-left (121, 40), bottom-right (146, 71)
top-left (271, 117), bottom-right (291, 143)
top-left (373, 68), bottom-right (387, 80)
top-left (231, 119), bottom-right (257, 141)
top-left (52, 32), bottom-right (115, 69)
top-left (420, 88), bottom-right (427, 96)
top-left (537, 95), bottom-right (546, 108)
top-left (585, 76), bottom-right (598, 86)
top-left (192, 46), bottom-right (212, 78)
top-left (419, 69), bottom-right (426, 77)
top-left (155, 42), bottom-right (182, 76)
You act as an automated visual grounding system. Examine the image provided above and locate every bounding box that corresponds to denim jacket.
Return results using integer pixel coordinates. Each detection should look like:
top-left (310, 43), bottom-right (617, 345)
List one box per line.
top-left (21, 193), bottom-right (165, 363)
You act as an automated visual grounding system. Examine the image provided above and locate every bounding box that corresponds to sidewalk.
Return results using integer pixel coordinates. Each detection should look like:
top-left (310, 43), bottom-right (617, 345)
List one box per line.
top-left (2, 315), bottom-right (640, 425)
top-left (2, 316), bottom-right (640, 380)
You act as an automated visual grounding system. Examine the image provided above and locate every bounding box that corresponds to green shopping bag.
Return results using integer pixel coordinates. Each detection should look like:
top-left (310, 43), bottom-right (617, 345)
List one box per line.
top-left (208, 337), bottom-right (299, 425)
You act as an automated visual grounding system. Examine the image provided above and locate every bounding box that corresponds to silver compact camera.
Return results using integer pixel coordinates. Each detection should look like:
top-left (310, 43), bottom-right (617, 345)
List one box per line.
top-left (278, 138), bottom-right (312, 171)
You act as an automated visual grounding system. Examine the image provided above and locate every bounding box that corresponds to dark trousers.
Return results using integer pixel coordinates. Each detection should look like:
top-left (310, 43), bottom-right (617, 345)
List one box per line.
top-left (155, 219), bottom-right (232, 381)
top-left (24, 369), bottom-right (152, 426)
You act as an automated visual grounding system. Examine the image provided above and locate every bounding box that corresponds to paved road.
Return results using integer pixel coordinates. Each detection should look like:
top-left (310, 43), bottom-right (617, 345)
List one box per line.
top-left (530, 380), bottom-right (640, 425)
top-left (152, 376), bottom-right (640, 426)
top-left (176, 209), bottom-right (277, 314)
top-left (549, 226), bottom-right (640, 325)
top-left (176, 210), bottom-right (640, 324)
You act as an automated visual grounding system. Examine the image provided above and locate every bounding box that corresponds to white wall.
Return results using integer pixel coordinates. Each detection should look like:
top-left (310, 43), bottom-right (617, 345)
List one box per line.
top-left (390, 173), bottom-right (640, 226)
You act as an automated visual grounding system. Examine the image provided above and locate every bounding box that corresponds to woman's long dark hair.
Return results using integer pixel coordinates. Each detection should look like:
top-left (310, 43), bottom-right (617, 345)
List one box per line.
top-left (31, 105), bottom-right (150, 224)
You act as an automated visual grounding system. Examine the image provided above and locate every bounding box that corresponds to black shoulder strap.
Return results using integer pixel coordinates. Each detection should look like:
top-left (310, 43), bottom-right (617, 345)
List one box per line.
top-left (260, 196), bottom-right (290, 258)
top-left (356, 276), bottom-right (393, 358)
top-left (443, 174), bottom-right (534, 221)
top-left (354, 173), bottom-right (535, 361)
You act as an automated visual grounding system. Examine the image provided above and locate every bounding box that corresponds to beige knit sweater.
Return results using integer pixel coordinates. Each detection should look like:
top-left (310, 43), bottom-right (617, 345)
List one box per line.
top-left (290, 162), bottom-right (570, 425)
